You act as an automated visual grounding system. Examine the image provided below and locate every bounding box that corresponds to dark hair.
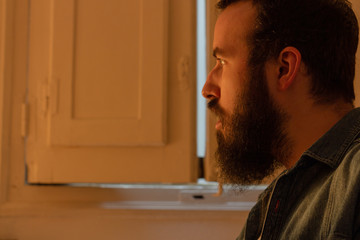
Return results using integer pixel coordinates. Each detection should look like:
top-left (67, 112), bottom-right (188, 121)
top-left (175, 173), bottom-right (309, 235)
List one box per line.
top-left (217, 0), bottom-right (359, 104)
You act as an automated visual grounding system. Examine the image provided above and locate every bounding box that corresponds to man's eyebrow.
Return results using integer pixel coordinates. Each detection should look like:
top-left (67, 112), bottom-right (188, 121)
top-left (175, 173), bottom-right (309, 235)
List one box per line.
top-left (212, 47), bottom-right (226, 58)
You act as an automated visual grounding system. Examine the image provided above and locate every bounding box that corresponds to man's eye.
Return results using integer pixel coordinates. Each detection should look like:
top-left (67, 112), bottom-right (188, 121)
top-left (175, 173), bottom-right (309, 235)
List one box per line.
top-left (217, 58), bottom-right (225, 66)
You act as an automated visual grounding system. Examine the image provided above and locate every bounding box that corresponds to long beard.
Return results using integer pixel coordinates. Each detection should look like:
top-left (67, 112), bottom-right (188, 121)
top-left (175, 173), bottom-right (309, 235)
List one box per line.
top-left (215, 66), bottom-right (291, 186)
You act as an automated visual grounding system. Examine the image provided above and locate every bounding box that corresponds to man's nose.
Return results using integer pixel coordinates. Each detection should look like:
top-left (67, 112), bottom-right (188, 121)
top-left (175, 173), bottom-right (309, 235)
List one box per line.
top-left (202, 69), bottom-right (220, 100)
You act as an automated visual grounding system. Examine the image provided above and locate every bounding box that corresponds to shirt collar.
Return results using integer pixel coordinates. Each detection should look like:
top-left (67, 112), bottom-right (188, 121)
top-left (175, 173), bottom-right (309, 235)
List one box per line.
top-left (302, 107), bottom-right (360, 169)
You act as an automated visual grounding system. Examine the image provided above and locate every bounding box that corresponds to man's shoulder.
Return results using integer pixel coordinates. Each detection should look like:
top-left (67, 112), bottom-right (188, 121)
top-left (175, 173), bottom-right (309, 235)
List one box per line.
top-left (335, 140), bottom-right (360, 183)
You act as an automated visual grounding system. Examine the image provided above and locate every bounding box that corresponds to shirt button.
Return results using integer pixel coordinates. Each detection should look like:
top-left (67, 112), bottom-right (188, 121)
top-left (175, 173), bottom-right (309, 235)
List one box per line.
top-left (274, 200), bottom-right (280, 213)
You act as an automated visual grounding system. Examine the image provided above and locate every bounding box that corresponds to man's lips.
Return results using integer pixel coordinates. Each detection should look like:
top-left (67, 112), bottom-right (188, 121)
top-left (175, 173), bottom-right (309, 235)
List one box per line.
top-left (215, 120), bottom-right (222, 130)
top-left (207, 99), bottom-right (225, 130)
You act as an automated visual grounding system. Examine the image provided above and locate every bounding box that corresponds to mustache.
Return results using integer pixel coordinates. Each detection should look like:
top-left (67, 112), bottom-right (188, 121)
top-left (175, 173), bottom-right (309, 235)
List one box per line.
top-left (207, 98), bottom-right (218, 110)
top-left (207, 99), bottom-right (225, 117)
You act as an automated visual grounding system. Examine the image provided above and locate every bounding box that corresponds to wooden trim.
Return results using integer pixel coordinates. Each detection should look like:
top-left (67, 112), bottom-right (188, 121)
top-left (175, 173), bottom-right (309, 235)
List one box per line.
top-left (0, 0), bottom-right (15, 204)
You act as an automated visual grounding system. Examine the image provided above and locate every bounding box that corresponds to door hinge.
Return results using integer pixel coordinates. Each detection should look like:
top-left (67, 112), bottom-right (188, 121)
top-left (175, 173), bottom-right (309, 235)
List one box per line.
top-left (42, 77), bottom-right (59, 116)
top-left (42, 79), bottom-right (49, 116)
top-left (21, 102), bottom-right (29, 138)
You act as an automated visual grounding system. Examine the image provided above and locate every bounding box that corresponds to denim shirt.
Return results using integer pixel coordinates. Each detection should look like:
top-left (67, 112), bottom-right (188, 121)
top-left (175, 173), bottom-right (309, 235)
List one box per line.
top-left (237, 108), bottom-right (360, 240)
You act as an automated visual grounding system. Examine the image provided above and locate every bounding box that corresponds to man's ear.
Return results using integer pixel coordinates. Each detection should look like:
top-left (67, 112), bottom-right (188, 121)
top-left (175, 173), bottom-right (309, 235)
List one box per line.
top-left (277, 47), bottom-right (302, 91)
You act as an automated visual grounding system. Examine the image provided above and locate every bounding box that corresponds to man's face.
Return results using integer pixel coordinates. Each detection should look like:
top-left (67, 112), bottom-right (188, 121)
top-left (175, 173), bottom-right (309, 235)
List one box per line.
top-left (202, 1), bottom-right (291, 185)
top-left (202, 2), bottom-right (254, 133)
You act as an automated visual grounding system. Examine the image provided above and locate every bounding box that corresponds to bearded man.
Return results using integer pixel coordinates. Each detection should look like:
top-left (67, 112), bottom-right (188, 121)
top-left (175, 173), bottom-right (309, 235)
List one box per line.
top-left (202, 0), bottom-right (360, 239)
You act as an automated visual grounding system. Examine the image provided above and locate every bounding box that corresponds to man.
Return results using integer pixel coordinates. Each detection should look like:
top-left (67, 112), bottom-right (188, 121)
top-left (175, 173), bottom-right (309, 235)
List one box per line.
top-left (202, 0), bottom-right (360, 239)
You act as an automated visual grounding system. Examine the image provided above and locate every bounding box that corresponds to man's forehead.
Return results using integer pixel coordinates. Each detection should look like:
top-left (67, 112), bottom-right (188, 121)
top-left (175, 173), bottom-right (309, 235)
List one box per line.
top-left (216, 1), bottom-right (256, 27)
top-left (213, 1), bottom-right (257, 54)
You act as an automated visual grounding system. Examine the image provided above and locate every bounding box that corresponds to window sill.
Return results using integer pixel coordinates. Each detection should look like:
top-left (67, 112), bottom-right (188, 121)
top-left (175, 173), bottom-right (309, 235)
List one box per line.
top-left (1, 182), bottom-right (265, 216)
top-left (68, 182), bottom-right (265, 211)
